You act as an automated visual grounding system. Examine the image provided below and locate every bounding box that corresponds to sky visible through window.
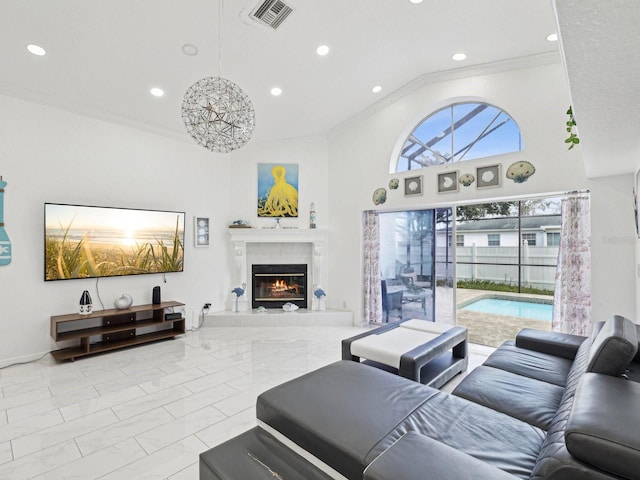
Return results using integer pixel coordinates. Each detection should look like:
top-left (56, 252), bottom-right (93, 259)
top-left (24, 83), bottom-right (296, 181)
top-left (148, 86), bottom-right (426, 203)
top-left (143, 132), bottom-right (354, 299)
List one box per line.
top-left (397, 102), bottom-right (523, 172)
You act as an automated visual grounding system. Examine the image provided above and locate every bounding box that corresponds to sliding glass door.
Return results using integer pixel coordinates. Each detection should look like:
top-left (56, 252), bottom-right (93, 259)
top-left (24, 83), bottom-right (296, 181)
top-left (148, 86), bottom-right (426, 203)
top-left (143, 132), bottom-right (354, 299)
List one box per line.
top-left (372, 197), bottom-right (563, 345)
top-left (455, 198), bottom-right (561, 346)
top-left (378, 208), bottom-right (453, 323)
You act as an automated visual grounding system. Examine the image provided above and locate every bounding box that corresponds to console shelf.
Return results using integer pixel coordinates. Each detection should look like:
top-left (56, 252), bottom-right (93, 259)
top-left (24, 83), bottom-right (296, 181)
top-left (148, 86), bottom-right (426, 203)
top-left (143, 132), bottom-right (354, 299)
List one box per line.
top-left (50, 301), bottom-right (185, 361)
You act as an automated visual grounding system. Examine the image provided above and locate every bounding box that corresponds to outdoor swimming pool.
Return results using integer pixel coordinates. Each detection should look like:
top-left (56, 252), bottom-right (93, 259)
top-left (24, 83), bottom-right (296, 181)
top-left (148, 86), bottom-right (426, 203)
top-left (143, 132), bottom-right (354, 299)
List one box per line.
top-left (461, 297), bottom-right (553, 321)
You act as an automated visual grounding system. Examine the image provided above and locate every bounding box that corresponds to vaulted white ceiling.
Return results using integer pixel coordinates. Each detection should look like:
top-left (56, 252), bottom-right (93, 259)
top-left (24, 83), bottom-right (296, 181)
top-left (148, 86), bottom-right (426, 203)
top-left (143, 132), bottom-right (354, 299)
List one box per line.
top-left (554, 0), bottom-right (640, 178)
top-left (0, 0), bottom-right (637, 178)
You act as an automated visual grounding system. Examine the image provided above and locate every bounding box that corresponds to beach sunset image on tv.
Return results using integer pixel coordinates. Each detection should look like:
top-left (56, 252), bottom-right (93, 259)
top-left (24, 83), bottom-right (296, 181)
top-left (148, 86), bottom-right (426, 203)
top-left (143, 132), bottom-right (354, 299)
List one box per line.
top-left (45, 203), bottom-right (185, 281)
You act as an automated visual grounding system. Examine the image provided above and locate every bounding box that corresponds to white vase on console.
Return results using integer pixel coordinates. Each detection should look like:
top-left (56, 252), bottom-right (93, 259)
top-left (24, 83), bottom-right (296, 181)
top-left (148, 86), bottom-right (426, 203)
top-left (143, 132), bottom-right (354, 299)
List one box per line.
top-left (114, 294), bottom-right (133, 310)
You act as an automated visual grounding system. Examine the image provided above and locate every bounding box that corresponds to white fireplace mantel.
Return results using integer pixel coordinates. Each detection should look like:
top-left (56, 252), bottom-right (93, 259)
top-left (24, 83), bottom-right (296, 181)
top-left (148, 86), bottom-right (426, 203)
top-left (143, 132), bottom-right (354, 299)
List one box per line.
top-left (227, 228), bottom-right (328, 311)
top-left (228, 227), bottom-right (328, 244)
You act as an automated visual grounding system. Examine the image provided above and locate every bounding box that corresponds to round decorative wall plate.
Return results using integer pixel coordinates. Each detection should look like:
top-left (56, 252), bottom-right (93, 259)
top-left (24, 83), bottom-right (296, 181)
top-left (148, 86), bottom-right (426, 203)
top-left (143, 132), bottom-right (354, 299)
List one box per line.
top-left (389, 178), bottom-right (399, 190)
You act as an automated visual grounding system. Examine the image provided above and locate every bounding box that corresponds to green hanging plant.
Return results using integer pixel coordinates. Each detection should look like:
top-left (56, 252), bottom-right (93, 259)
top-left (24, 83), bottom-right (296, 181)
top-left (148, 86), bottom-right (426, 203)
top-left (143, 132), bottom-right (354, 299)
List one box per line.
top-left (565, 106), bottom-right (580, 150)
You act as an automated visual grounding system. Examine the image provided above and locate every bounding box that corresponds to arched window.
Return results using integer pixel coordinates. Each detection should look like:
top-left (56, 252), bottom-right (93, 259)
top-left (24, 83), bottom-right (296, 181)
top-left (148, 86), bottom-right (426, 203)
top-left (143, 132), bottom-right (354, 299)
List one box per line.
top-left (396, 102), bottom-right (522, 172)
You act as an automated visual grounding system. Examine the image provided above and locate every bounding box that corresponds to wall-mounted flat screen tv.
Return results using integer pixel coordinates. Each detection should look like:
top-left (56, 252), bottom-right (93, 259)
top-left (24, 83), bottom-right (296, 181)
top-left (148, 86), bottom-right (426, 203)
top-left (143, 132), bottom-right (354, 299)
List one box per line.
top-left (45, 203), bottom-right (185, 281)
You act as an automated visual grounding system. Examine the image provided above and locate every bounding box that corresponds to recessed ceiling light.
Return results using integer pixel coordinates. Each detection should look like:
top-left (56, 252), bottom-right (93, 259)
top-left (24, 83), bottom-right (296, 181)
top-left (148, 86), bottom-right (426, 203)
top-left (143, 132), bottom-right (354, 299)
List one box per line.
top-left (316, 45), bottom-right (330, 56)
top-left (150, 87), bottom-right (165, 97)
top-left (372, 85), bottom-right (382, 93)
top-left (182, 44), bottom-right (199, 56)
top-left (546, 33), bottom-right (558, 42)
top-left (270, 87), bottom-right (282, 96)
top-left (452, 52), bottom-right (467, 61)
top-left (409, 0), bottom-right (423, 3)
top-left (26, 44), bottom-right (46, 56)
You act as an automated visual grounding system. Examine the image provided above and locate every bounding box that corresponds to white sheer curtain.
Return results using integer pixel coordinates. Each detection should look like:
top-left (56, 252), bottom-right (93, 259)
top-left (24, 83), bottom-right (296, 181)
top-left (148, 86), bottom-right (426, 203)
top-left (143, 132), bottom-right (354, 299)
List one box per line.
top-left (552, 194), bottom-right (592, 335)
top-left (363, 211), bottom-right (382, 324)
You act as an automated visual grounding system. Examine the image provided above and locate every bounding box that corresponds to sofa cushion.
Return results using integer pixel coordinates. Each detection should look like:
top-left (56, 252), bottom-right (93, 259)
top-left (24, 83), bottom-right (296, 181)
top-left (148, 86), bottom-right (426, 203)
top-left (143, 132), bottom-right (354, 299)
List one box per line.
top-left (364, 432), bottom-right (519, 480)
top-left (565, 373), bottom-right (640, 480)
top-left (367, 389), bottom-right (546, 480)
top-left (483, 341), bottom-right (574, 387)
top-left (586, 315), bottom-right (638, 376)
top-left (452, 365), bottom-right (564, 430)
top-left (257, 361), bottom-right (439, 480)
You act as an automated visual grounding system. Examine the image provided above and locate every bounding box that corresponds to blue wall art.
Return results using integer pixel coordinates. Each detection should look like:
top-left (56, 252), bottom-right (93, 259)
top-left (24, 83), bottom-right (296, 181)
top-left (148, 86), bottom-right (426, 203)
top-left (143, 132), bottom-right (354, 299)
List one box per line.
top-left (0, 176), bottom-right (11, 266)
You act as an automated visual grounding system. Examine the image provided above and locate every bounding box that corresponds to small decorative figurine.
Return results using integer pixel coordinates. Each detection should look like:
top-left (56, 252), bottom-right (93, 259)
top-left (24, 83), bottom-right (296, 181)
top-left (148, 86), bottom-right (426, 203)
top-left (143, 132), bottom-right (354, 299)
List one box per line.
top-left (282, 302), bottom-right (299, 312)
top-left (310, 202), bottom-right (317, 229)
top-left (79, 290), bottom-right (93, 315)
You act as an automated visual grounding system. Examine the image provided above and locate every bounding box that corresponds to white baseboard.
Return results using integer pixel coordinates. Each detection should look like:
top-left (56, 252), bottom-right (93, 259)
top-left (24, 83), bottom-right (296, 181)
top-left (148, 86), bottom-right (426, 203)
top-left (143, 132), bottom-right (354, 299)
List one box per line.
top-left (203, 308), bottom-right (353, 327)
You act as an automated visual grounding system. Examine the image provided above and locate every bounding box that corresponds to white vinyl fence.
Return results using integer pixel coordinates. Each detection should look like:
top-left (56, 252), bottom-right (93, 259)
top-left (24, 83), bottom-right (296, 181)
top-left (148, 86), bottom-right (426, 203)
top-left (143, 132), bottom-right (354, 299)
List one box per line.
top-left (439, 244), bottom-right (558, 291)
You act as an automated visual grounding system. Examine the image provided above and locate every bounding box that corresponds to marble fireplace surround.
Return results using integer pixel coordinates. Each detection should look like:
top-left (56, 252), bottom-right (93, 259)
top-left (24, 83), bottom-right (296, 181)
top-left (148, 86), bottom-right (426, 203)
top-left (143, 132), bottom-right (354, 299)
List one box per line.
top-left (228, 228), bottom-right (328, 312)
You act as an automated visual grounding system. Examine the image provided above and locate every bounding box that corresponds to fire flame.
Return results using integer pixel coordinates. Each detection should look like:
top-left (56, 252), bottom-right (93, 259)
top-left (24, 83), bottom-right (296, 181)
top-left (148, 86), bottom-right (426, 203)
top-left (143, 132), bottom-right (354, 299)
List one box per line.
top-left (270, 279), bottom-right (298, 294)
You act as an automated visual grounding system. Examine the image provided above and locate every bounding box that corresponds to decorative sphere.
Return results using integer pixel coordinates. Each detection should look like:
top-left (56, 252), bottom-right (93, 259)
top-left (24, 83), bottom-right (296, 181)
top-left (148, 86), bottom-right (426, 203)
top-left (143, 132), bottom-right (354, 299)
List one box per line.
top-left (181, 77), bottom-right (255, 153)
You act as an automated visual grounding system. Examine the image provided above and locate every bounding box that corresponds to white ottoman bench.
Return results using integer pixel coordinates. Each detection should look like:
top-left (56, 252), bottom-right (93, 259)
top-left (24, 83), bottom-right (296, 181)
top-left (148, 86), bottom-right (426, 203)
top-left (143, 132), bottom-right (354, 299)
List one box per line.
top-left (342, 319), bottom-right (468, 388)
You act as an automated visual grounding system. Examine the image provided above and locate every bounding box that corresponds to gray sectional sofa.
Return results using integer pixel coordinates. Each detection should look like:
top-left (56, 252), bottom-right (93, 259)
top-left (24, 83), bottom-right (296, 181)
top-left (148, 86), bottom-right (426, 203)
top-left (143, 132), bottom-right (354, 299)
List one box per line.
top-left (200, 315), bottom-right (640, 480)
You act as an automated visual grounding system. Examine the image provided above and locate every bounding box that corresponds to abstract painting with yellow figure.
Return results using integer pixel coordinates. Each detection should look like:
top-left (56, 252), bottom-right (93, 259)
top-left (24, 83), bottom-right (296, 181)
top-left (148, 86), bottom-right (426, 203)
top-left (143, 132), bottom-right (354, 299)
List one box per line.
top-left (257, 163), bottom-right (299, 217)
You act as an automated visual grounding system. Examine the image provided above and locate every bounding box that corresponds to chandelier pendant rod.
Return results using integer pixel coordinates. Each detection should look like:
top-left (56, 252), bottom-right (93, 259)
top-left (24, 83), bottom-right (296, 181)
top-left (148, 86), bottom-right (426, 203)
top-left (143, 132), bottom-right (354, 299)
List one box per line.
top-left (180, 0), bottom-right (255, 153)
top-left (218, 0), bottom-right (223, 78)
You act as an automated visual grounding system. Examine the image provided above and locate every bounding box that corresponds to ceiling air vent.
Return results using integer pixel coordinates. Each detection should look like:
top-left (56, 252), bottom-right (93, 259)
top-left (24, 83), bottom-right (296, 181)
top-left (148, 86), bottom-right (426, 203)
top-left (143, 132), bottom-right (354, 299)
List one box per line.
top-left (251, 0), bottom-right (293, 30)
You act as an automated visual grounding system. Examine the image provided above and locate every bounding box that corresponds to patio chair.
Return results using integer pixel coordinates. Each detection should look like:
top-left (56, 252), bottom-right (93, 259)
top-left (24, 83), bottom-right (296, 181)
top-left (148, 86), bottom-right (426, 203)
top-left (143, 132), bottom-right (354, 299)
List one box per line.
top-left (382, 279), bottom-right (403, 323)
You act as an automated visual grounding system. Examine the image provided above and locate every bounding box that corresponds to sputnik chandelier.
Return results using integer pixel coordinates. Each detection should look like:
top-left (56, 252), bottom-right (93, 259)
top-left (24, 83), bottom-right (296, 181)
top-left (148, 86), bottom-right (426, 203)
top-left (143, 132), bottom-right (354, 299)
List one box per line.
top-left (181, 0), bottom-right (255, 153)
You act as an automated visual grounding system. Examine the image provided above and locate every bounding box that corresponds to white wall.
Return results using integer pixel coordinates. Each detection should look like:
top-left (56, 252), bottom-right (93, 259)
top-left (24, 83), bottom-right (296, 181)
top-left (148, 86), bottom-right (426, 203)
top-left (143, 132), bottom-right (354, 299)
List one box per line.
top-left (0, 94), bottom-right (231, 366)
top-left (227, 135), bottom-right (329, 230)
top-left (1, 59), bottom-right (635, 365)
top-left (327, 59), bottom-right (636, 325)
top-left (225, 135), bottom-right (331, 308)
top-left (588, 173), bottom-right (637, 322)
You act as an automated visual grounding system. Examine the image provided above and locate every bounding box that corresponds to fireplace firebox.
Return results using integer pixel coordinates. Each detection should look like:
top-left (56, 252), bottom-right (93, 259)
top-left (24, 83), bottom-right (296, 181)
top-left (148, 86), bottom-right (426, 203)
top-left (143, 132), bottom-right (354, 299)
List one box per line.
top-left (252, 264), bottom-right (307, 309)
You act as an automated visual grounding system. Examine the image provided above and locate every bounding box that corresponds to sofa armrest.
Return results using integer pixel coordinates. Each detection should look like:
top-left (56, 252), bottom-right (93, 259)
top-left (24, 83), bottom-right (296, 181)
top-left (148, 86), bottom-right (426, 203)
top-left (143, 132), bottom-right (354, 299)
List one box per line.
top-left (363, 432), bottom-right (519, 480)
top-left (566, 373), bottom-right (640, 480)
top-left (515, 328), bottom-right (586, 360)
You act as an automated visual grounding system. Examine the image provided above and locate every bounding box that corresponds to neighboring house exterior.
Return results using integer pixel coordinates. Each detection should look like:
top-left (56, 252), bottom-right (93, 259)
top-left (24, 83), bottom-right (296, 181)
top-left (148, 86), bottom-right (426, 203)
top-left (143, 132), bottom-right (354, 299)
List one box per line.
top-left (436, 215), bottom-right (561, 292)
top-left (452, 216), bottom-right (562, 247)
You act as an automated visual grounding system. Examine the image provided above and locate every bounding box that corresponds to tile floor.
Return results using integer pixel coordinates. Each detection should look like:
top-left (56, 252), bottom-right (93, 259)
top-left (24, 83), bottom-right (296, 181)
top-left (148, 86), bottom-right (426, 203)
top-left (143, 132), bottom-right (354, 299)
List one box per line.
top-left (0, 325), bottom-right (493, 479)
